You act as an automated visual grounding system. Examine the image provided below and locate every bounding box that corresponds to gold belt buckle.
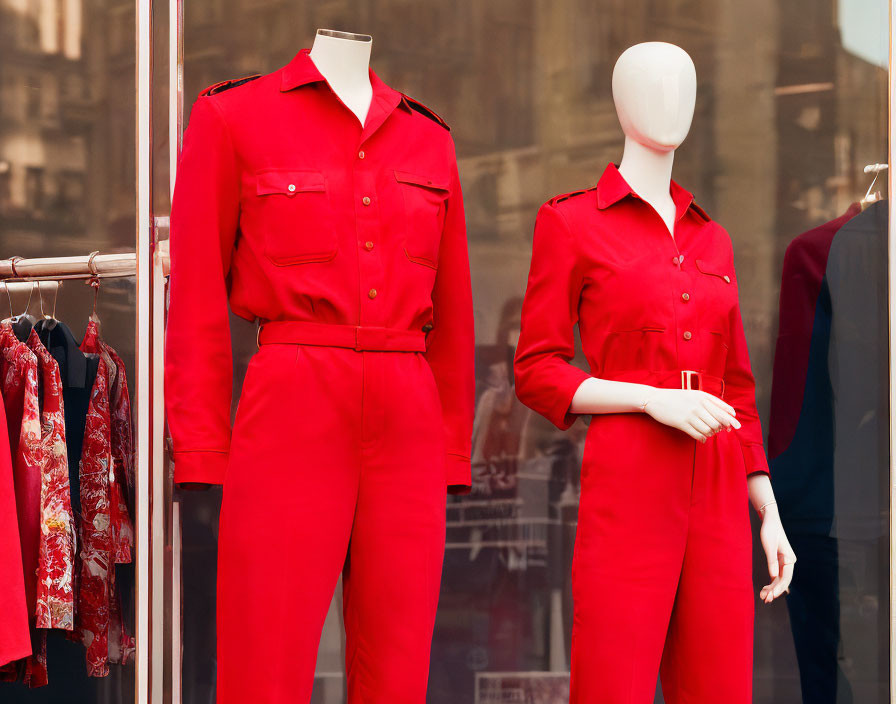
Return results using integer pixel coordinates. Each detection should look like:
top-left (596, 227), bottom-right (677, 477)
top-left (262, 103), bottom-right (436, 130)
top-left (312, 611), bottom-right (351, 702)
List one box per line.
top-left (681, 370), bottom-right (702, 390)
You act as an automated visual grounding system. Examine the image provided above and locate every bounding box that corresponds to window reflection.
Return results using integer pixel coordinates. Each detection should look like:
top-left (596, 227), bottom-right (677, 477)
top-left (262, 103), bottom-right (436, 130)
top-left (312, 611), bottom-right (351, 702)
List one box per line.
top-left (0, 0), bottom-right (137, 700)
top-left (177, 1), bottom-right (890, 703)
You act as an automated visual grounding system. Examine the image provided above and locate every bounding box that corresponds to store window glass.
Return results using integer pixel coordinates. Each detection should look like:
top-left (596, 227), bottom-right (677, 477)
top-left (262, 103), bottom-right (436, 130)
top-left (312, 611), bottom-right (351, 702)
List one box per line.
top-left (0, 0), bottom-right (138, 702)
top-left (177, 1), bottom-right (889, 703)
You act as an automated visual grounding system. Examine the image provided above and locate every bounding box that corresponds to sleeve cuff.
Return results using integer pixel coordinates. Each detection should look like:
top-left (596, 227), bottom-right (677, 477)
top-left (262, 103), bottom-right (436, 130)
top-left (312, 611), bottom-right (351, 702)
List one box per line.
top-left (740, 441), bottom-right (770, 476)
top-left (548, 367), bottom-right (592, 431)
top-left (445, 452), bottom-right (472, 494)
top-left (172, 450), bottom-right (229, 485)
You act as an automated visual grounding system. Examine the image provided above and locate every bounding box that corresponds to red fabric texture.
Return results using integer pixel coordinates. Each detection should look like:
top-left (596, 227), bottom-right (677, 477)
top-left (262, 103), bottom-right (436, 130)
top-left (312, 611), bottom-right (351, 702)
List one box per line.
top-left (514, 162), bottom-right (767, 700)
top-left (164, 48), bottom-right (474, 491)
top-left (514, 162), bottom-right (769, 476)
top-left (0, 333), bottom-right (30, 667)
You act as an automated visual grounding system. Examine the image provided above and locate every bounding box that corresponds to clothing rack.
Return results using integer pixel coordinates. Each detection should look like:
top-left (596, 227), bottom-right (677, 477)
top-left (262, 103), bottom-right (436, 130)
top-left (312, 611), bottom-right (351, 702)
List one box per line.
top-left (0, 245), bottom-right (171, 283)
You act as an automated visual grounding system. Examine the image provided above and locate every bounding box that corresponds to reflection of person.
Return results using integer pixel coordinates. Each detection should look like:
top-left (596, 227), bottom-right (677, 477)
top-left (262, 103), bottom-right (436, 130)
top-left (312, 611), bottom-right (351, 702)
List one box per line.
top-left (514, 42), bottom-right (795, 703)
top-left (471, 297), bottom-right (532, 496)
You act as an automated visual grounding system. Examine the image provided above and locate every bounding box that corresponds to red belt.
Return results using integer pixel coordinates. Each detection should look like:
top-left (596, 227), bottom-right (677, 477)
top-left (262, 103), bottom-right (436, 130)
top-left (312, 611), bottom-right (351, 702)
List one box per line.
top-left (604, 369), bottom-right (726, 398)
top-left (256, 320), bottom-right (427, 353)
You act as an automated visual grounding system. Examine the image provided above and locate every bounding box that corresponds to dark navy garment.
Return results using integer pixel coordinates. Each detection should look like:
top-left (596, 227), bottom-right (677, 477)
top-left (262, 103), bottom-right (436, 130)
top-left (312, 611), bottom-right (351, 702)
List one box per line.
top-left (34, 320), bottom-right (99, 515)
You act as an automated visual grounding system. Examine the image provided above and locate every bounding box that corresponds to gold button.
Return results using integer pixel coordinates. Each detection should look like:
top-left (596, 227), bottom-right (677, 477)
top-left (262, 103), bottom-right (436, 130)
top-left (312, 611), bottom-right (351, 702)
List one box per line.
top-left (723, 275), bottom-right (731, 283)
top-left (681, 292), bottom-right (690, 301)
top-left (365, 241), bottom-right (374, 251)
top-left (683, 331), bottom-right (692, 340)
top-left (422, 323), bottom-right (433, 332)
top-left (368, 288), bottom-right (377, 299)
top-left (287, 184), bottom-right (296, 192)
top-left (358, 150), bottom-right (366, 159)
top-left (362, 196), bottom-right (371, 206)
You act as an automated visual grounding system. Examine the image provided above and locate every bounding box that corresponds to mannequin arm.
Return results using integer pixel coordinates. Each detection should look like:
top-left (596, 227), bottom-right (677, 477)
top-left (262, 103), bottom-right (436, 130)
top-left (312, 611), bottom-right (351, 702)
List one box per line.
top-left (749, 472), bottom-right (796, 602)
top-left (570, 377), bottom-right (740, 442)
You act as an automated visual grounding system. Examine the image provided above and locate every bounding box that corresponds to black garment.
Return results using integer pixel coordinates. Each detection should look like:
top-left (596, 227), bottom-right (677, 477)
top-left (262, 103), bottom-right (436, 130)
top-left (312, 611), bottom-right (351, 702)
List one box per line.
top-left (33, 319), bottom-right (98, 514)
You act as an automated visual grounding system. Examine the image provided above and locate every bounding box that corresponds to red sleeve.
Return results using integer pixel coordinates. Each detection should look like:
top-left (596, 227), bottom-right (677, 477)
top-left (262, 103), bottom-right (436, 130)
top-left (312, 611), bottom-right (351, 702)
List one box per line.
top-left (425, 137), bottom-right (475, 494)
top-left (513, 202), bottom-right (591, 430)
top-left (164, 96), bottom-right (240, 485)
top-left (724, 276), bottom-right (771, 476)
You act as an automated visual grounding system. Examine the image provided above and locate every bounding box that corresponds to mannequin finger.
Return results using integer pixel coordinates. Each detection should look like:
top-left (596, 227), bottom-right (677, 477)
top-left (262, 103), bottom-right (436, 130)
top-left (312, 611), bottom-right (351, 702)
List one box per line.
top-left (702, 393), bottom-right (737, 417)
top-left (702, 402), bottom-right (738, 429)
top-left (694, 407), bottom-right (722, 433)
top-left (679, 423), bottom-right (708, 442)
top-left (703, 400), bottom-right (741, 429)
top-left (779, 562), bottom-right (795, 590)
top-left (688, 417), bottom-right (713, 439)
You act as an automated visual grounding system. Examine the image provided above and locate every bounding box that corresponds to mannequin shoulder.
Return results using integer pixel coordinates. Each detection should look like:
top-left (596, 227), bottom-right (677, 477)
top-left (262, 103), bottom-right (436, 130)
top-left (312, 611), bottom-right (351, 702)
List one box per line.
top-left (400, 93), bottom-right (450, 131)
top-left (198, 73), bottom-right (263, 98)
top-left (547, 187), bottom-right (597, 209)
top-left (690, 200), bottom-right (713, 223)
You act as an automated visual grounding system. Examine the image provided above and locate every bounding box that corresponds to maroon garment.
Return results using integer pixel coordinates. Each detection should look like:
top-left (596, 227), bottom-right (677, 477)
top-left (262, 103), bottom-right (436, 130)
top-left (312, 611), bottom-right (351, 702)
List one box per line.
top-left (767, 202), bottom-right (861, 459)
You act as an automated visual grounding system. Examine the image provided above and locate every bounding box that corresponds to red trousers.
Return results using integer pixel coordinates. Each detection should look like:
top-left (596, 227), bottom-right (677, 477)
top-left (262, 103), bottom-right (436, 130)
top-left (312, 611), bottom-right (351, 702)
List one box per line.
top-left (216, 340), bottom-right (447, 703)
top-left (570, 412), bottom-right (754, 704)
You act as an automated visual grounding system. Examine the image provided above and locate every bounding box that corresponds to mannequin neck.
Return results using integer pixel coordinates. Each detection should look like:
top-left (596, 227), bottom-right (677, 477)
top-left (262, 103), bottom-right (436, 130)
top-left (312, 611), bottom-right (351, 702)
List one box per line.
top-left (617, 137), bottom-right (676, 205)
top-left (309, 29), bottom-right (373, 125)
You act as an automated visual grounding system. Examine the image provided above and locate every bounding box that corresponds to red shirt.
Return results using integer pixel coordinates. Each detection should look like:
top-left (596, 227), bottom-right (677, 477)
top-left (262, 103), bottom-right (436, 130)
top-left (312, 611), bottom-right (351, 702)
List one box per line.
top-left (514, 162), bottom-right (770, 476)
top-left (165, 49), bottom-right (474, 488)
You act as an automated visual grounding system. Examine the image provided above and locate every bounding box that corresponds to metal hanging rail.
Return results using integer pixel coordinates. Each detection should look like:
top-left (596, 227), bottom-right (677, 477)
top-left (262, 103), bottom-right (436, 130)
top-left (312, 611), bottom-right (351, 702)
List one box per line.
top-left (0, 248), bottom-right (170, 282)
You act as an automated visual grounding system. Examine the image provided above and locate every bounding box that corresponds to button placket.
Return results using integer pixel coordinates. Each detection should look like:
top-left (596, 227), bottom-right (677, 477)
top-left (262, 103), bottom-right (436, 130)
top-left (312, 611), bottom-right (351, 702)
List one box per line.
top-left (354, 153), bottom-right (384, 327)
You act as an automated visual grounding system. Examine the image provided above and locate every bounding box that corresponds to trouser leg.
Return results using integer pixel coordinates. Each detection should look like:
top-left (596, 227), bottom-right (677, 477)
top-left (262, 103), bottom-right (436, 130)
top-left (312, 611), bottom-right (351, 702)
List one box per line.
top-left (570, 415), bottom-right (692, 704)
top-left (216, 345), bottom-right (361, 704)
top-left (343, 351), bottom-right (447, 704)
top-left (659, 431), bottom-right (753, 704)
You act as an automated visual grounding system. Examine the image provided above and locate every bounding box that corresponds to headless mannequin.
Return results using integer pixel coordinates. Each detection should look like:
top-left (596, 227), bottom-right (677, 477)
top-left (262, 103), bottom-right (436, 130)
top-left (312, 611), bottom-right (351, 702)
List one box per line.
top-left (178, 30), bottom-right (373, 492)
top-left (308, 29), bottom-right (373, 126)
top-left (568, 42), bottom-right (794, 601)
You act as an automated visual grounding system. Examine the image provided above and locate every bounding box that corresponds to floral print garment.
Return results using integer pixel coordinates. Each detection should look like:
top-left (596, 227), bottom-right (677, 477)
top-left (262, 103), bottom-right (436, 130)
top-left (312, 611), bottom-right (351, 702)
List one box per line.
top-left (73, 341), bottom-right (113, 677)
top-left (105, 342), bottom-right (135, 563)
top-left (26, 328), bottom-right (77, 632)
top-left (77, 320), bottom-right (135, 673)
top-left (0, 321), bottom-right (46, 686)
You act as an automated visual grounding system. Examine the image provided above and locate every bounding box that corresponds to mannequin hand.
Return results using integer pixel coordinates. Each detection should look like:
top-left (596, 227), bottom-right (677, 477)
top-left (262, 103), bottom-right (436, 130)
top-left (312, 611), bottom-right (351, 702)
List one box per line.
top-left (641, 388), bottom-right (741, 442)
top-left (758, 503), bottom-right (796, 603)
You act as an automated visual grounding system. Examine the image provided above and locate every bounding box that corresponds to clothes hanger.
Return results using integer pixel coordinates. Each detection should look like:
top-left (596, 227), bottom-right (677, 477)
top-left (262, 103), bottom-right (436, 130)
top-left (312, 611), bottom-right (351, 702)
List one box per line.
top-left (87, 250), bottom-right (101, 331)
top-left (861, 163), bottom-right (887, 209)
top-left (7, 281), bottom-right (40, 341)
top-left (39, 281), bottom-right (61, 331)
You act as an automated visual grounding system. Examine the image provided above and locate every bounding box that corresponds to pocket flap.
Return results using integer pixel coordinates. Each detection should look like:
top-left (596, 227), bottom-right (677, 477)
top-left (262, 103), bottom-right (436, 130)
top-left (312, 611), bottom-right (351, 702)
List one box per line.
top-left (695, 258), bottom-right (732, 283)
top-left (256, 169), bottom-right (326, 196)
top-left (394, 170), bottom-right (449, 192)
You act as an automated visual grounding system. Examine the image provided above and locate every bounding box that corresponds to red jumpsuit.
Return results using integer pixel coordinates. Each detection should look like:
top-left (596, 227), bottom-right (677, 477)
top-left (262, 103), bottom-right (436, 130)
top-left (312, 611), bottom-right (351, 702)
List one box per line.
top-left (164, 49), bottom-right (474, 703)
top-left (514, 162), bottom-right (770, 703)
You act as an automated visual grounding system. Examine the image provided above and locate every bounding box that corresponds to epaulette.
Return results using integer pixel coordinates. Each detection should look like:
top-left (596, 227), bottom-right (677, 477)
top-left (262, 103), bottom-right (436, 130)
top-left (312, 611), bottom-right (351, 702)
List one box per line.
top-left (691, 201), bottom-right (712, 222)
top-left (549, 187), bottom-right (596, 207)
top-left (400, 93), bottom-right (450, 131)
top-left (199, 73), bottom-right (262, 97)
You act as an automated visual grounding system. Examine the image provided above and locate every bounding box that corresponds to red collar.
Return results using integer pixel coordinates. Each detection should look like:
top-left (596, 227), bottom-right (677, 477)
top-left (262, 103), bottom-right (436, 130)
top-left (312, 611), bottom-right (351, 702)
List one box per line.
top-left (279, 48), bottom-right (411, 129)
top-left (595, 162), bottom-right (707, 222)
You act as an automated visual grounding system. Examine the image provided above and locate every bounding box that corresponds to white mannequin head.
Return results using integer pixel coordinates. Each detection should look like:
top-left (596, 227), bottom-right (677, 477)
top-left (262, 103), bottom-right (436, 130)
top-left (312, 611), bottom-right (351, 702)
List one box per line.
top-left (611, 42), bottom-right (697, 152)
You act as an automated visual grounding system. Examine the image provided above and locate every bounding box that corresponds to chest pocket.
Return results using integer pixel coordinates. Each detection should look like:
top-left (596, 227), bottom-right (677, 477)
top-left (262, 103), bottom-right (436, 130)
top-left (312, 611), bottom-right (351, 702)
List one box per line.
top-left (395, 170), bottom-right (449, 270)
top-left (254, 168), bottom-right (336, 266)
top-left (695, 258), bottom-right (737, 333)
